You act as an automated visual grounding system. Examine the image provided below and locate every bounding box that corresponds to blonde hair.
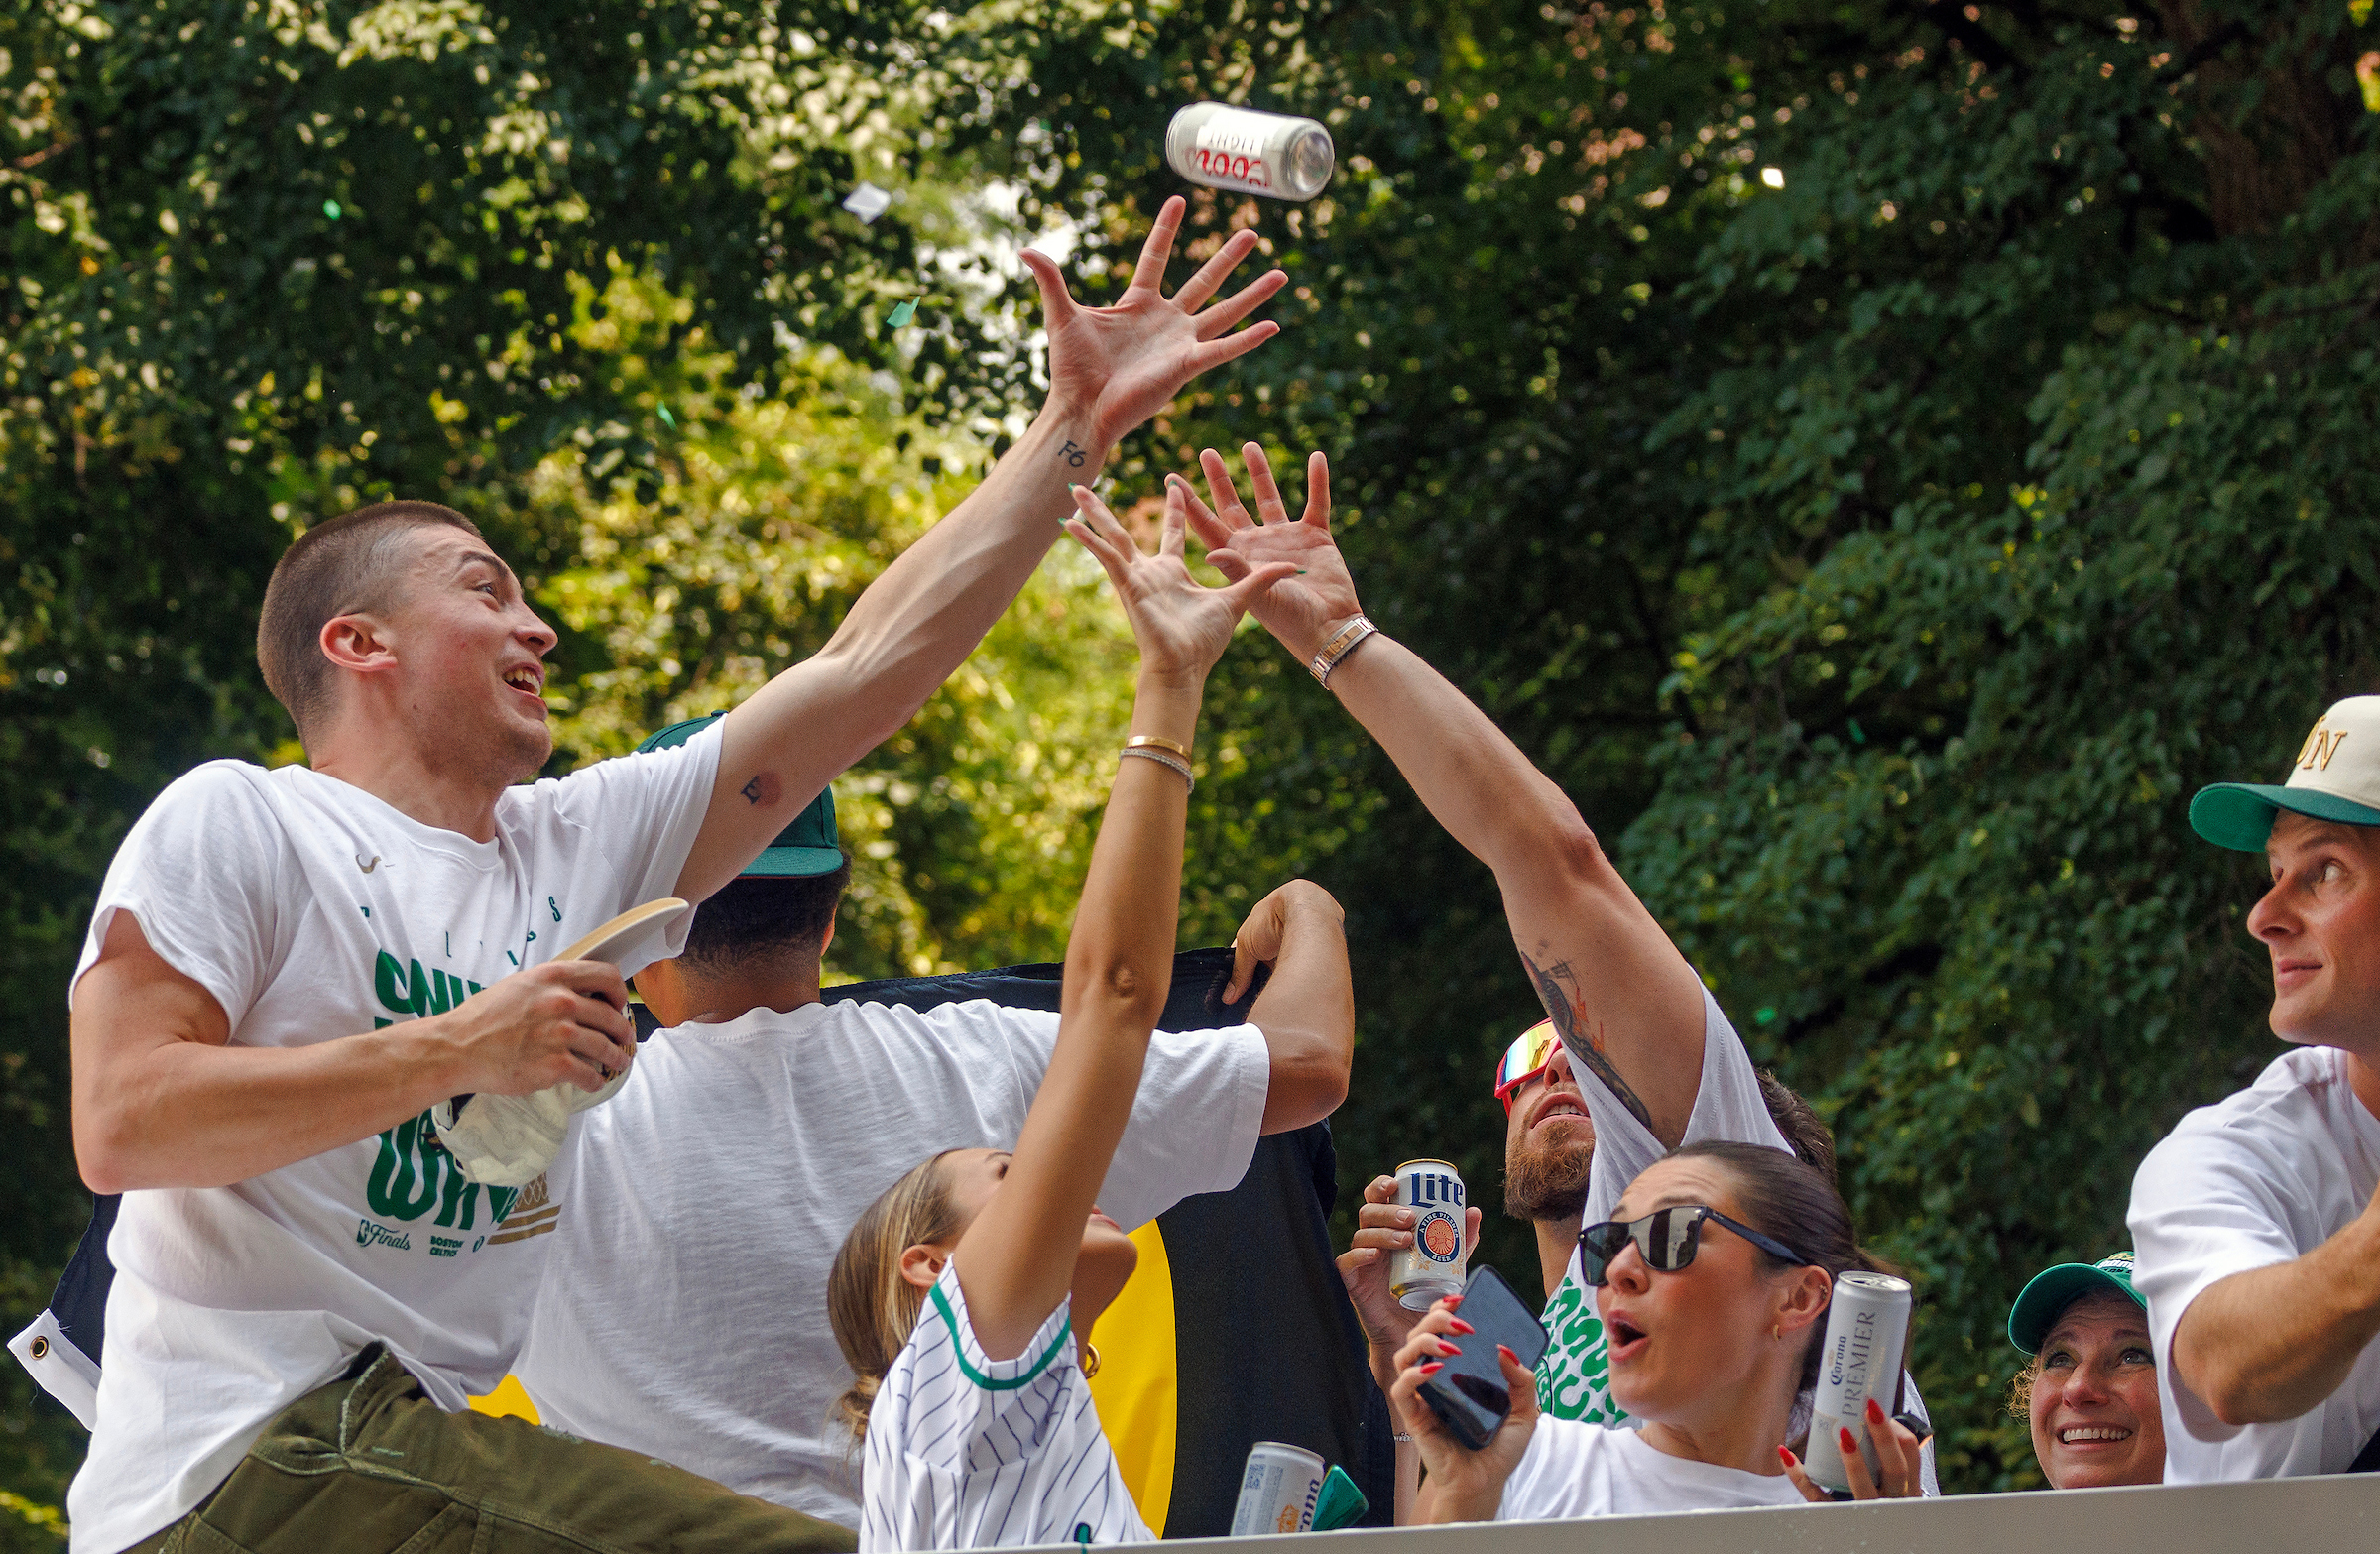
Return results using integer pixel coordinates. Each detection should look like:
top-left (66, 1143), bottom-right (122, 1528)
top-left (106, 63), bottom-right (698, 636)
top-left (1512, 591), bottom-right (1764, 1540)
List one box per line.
top-left (828, 1151), bottom-right (968, 1439)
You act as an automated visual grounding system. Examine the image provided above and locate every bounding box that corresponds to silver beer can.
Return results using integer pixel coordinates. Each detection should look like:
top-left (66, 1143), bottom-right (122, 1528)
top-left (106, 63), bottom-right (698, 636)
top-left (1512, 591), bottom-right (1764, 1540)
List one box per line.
top-left (1387, 1157), bottom-right (1469, 1311)
top-left (1164, 102), bottom-right (1336, 202)
top-left (1801, 1270), bottom-right (1913, 1493)
top-left (1230, 1441), bottom-right (1327, 1536)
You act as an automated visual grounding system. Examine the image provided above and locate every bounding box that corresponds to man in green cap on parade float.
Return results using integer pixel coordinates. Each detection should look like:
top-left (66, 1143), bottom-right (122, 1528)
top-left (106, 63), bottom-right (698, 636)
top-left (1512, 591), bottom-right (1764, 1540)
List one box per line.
top-left (2130, 696), bottom-right (2380, 1479)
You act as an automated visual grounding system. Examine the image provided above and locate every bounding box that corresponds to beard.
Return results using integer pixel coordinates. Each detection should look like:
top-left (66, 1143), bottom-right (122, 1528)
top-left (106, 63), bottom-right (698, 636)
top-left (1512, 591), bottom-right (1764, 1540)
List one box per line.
top-left (1503, 1129), bottom-right (1597, 1221)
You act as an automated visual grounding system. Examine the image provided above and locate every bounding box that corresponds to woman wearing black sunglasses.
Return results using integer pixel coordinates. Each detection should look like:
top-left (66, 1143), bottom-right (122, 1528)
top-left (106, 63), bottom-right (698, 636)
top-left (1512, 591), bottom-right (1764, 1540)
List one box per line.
top-left (1387, 1140), bottom-right (1930, 1522)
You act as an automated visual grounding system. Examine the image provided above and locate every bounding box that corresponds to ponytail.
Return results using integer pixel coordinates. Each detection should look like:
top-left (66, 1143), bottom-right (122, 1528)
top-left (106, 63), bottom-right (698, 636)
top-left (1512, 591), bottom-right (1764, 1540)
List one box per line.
top-left (827, 1151), bottom-right (967, 1439)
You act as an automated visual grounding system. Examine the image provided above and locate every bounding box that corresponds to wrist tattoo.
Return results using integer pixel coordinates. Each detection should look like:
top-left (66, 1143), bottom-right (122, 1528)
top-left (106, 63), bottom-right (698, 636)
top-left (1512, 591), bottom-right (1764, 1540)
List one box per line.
top-left (1059, 438), bottom-right (1089, 468)
top-left (1521, 948), bottom-right (1653, 1131)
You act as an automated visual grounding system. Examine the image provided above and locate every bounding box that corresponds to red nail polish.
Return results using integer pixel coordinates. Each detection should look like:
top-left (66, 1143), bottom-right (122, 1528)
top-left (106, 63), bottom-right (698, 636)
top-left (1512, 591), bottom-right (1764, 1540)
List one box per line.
top-left (1446, 1319), bottom-right (1476, 1336)
top-left (1418, 1362), bottom-right (1443, 1375)
top-left (1497, 1345), bottom-right (1520, 1365)
top-left (1444, 1294), bottom-right (1465, 1310)
top-left (1840, 1427), bottom-right (1858, 1451)
top-left (1777, 1446), bottom-right (1795, 1467)
top-left (1866, 1396), bottom-right (1885, 1422)
top-left (1437, 1343), bottom-right (1463, 1358)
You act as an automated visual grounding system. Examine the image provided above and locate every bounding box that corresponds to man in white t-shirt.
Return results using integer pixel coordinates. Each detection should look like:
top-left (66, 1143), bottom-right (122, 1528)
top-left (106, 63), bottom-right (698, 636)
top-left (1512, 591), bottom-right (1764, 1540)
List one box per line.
top-left (513, 713), bottom-right (1354, 1526)
top-left (1179, 446), bottom-right (1935, 1513)
top-left (60, 203), bottom-right (1290, 1554)
top-left (2129, 694), bottom-right (2380, 1480)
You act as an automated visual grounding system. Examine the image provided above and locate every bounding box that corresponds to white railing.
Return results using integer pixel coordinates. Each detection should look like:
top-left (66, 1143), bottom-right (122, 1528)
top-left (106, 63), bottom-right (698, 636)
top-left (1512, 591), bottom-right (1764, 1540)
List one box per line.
top-left (1158, 1475), bottom-right (2380, 1554)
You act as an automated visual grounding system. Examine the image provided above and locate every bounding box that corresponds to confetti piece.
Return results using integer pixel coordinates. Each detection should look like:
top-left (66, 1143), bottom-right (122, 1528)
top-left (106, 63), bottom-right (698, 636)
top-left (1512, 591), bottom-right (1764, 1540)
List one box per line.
top-left (887, 299), bottom-right (918, 327)
top-left (657, 404), bottom-right (675, 428)
top-left (842, 182), bottom-right (894, 224)
top-left (1848, 717), bottom-right (1866, 744)
top-left (323, 199), bottom-right (342, 219)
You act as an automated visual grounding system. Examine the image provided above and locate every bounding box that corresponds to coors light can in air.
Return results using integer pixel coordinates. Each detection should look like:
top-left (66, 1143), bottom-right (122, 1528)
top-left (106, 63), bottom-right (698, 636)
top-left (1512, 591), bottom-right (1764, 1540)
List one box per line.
top-left (1800, 1270), bottom-right (1914, 1494)
top-left (1230, 1441), bottom-right (1327, 1536)
top-left (1388, 1158), bottom-right (1469, 1311)
top-left (1164, 102), bottom-right (1336, 201)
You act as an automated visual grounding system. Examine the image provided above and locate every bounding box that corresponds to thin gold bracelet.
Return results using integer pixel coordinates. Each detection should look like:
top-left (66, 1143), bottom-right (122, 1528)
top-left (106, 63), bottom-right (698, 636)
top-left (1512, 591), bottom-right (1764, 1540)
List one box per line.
top-left (1125, 733), bottom-right (1192, 761)
top-left (1119, 746), bottom-right (1194, 792)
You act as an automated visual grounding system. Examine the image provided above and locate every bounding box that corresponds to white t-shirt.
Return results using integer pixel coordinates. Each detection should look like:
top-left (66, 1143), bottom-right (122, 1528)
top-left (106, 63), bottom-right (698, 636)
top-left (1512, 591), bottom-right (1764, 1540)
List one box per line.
top-left (863, 1260), bottom-right (1152, 1550)
top-left (65, 734), bottom-right (720, 1554)
top-left (1497, 1415), bottom-right (1807, 1518)
top-left (514, 997), bottom-right (1268, 1527)
top-left (2129, 1044), bottom-right (2380, 1481)
top-left (1533, 989), bottom-right (1937, 1494)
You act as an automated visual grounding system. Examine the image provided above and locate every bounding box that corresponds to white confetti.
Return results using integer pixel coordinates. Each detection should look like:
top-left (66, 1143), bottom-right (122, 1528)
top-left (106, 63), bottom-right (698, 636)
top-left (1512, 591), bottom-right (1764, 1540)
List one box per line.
top-left (842, 182), bottom-right (893, 224)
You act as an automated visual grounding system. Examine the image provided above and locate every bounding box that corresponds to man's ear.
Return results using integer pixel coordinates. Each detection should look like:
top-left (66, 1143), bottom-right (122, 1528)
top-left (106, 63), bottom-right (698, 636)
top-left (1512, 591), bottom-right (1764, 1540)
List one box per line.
top-left (319, 613), bottom-right (398, 676)
top-left (633, 957), bottom-right (690, 1029)
top-left (820, 903), bottom-right (838, 958)
top-left (1776, 1265), bottom-right (1835, 1338)
top-left (897, 1243), bottom-right (948, 1294)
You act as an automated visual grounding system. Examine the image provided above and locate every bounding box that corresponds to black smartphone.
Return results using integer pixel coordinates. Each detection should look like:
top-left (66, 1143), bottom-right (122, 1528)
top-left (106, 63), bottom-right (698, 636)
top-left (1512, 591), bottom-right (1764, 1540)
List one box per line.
top-left (1415, 1265), bottom-right (1550, 1451)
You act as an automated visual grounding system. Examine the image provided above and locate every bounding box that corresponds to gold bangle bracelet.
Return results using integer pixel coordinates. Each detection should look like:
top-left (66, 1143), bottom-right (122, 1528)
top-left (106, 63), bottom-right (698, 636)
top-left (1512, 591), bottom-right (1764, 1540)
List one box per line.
top-left (1125, 733), bottom-right (1192, 761)
top-left (1119, 746), bottom-right (1195, 792)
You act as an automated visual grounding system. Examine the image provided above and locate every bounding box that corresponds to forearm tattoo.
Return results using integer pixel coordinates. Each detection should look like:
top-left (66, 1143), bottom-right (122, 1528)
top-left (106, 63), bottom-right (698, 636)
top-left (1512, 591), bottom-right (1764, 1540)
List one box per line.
top-left (740, 772), bottom-right (781, 807)
top-left (1522, 948), bottom-right (1654, 1132)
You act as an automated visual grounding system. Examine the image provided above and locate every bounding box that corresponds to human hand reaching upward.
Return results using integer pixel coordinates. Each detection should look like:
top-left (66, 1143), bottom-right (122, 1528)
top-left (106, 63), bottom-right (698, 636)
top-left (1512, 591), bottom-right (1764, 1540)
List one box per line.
top-left (1174, 443), bottom-right (1363, 664)
top-left (1064, 481), bottom-right (1297, 688)
top-left (1021, 198), bottom-right (1287, 454)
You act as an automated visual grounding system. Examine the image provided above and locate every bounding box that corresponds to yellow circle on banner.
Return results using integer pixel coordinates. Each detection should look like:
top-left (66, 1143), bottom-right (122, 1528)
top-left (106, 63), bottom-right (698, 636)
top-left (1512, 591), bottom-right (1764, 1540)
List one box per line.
top-left (1085, 1218), bottom-right (1177, 1535)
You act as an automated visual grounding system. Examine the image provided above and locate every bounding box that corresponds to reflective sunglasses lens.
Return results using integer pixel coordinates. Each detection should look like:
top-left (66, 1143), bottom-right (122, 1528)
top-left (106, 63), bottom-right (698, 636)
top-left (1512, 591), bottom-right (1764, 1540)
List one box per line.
top-left (1579, 1222), bottom-right (1629, 1286)
top-left (1653, 1208), bottom-right (1703, 1272)
top-left (1493, 1024), bottom-right (1557, 1099)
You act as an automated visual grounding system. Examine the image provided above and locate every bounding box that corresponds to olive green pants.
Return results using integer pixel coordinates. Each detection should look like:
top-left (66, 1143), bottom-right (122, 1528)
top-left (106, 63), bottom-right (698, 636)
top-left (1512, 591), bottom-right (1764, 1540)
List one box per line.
top-left (127, 1347), bottom-right (855, 1554)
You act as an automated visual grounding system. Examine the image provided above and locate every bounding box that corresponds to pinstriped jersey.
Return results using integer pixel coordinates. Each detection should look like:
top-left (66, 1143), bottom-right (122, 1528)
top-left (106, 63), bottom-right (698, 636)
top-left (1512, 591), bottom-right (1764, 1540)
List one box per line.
top-left (862, 1260), bottom-right (1153, 1550)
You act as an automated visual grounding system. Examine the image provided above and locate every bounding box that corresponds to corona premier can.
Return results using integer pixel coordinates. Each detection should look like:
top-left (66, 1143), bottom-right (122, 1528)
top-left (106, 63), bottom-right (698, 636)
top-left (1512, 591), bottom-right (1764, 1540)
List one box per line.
top-left (1801, 1271), bottom-right (1914, 1494)
top-left (1230, 1441), bottom-right (1327, 1536)
top-left (1388, 1158), bottom-right (1469, 1311)
top-left (1164, 102), bottom-right (1336, 202)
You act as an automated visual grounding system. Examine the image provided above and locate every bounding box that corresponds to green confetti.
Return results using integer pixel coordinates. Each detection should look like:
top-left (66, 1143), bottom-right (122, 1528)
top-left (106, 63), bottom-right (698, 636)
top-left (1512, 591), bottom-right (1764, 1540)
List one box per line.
top-left (1848, 718), bottom-right (1866, 744)
top-left (323, 199), bottom-right (342, 219)
top-left (887, 299), bottom-right (917, 327)
top-left (657, 404), bottom-right (675, 428)
top-left (1755, 1007), bottom-right (1779, 1026)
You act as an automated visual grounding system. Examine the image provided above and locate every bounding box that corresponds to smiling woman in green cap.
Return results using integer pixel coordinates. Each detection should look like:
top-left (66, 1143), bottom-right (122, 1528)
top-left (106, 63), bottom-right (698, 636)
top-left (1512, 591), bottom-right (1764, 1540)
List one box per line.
top-left (2007, 1252), bottom-right (2165, 1489)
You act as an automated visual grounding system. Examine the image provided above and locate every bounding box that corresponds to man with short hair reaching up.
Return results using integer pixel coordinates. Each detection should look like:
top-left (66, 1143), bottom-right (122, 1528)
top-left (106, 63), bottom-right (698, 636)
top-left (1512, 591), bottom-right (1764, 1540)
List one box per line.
top-left (64, 202), bottom-right (1286, 1554)
top-left (2130, 695), bottom-right (2380, 1479)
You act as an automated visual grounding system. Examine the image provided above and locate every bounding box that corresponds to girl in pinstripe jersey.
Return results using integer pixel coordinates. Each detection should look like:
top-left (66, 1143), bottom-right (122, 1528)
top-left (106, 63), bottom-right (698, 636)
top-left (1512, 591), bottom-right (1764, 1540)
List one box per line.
top-left (828, 479), bottom-right (1300, 1550)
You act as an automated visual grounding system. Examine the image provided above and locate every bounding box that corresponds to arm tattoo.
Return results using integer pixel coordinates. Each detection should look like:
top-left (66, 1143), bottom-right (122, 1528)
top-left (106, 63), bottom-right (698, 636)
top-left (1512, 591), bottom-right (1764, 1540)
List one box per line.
top-left (739, 772), bottom-right (782, 807)
top-left (1521, 949), bottom-right (1654, 1132)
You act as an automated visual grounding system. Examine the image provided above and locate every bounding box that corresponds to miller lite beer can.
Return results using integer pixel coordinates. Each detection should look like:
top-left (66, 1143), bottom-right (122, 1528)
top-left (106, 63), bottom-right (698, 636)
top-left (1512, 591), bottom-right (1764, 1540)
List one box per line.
top-left (1230, 1441), bottom-right (1327, 1536)
top-left (1801, 1271), bottom-right (1913, 1494)
top-left (1165, 102), bottom-right (1336, 202)
top-left (1388, 1158), bottom-right (1469, 1311)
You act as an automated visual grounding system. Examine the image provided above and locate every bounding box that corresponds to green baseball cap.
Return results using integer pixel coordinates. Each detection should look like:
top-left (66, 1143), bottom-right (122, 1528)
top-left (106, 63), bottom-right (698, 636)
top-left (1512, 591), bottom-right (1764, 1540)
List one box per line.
top-left (637, 714), bottom-right (844, 878)
top-left (2190, 696), bottom-right (2380, 852)
top-left (2006, 1251), bottom-right (2145, 1355)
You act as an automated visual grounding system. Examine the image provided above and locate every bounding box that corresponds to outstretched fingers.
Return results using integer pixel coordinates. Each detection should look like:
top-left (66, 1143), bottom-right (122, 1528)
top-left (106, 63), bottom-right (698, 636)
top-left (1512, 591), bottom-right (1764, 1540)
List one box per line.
top-left (1303, 450), bottom-right (1333, 530)
top-left (1217, 560), bottom-right (1299, 617)
top-left (1241, 441), bottom-right (1291, 523)
top-left (1190, 266), bottom-right (1288, 338)
top-left (1181, 316), bottom-right (1281, 378)
top-left (1062, 486), bottom-right (1136, 587)
top-left (1170, 472), bottom-right (1238, 552)
top-left (1124, 195), bottom-right (1187, 293)
top-left (1171, 227), bottom-right (1263, 313)
top-left (1017, 246), bottom-right (1079, 329)
top-left (1196, 447), bottom-right (1254, 533)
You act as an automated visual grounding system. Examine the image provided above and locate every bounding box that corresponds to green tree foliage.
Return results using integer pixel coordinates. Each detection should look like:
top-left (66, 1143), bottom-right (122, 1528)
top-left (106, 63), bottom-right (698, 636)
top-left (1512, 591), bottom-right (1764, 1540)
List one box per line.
top-left (7, 0), bottom-right (2379, 1527)
top-left (984, 0), bottom-right (2380, 1493)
